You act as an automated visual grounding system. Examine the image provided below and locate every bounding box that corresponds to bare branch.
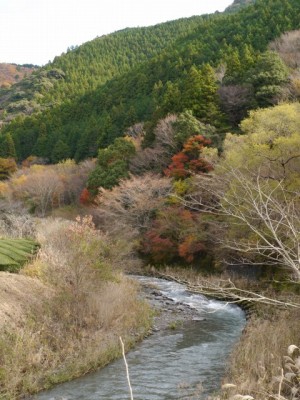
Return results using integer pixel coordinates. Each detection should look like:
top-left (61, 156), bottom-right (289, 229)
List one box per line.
top-left (96, 173), bottom-right (172, 235)
top-left (181, 168), bottom-right (300, 281)
top-left (156, 272), bottom-right (300, 309)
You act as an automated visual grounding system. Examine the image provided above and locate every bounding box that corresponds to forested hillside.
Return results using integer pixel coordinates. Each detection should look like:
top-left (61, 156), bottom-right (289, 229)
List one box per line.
top-left (0, 0), bottom-right (300, 163)
top-left (0, 18), bottom-right (204, 124)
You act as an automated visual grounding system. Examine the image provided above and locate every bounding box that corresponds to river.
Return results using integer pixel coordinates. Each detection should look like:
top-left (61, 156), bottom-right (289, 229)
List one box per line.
top-left (33, 276), bottom-right (246, 399)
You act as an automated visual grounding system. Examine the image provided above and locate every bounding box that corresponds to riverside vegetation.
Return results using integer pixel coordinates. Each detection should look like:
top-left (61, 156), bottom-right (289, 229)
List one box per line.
top-left (0, 0), bottom-right (300, 398)
top-left (0, 104), bottom-right (299, 399)
top-left (0, 214), bottom-right (152, 399)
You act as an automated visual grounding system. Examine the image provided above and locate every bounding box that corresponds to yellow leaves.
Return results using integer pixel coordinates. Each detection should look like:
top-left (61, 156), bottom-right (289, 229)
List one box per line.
top-left (56, 159), bottom-right (76, 173)
top-left (201, 147), bottom-right (218, 166)
top-left (219, 133), bottom-right (247, 170)
top-left (8, 174), bottom-right (28, 200)
top-left (58, 158), bottom-right (75, 167)
top-left (124, 134), bottom-right (142, 152)
top-left (0, 181), bottom-right (9, 197)
top-left (11, 174), bottom-right (27, 186)
top-left (275, 131), bottom-right (300, 149)
top-left (172, 179), bottom-right (190, 196)
top-left (30, 164), bottom-right (47, 174)
top-left (290, 77), bottom-right (300, 97)
top-left (220, 103), bottom-right (300, 184)
top-left (240, 103), bottom-right (300, 139)
top-left (0, 157), bottom-right (17, 179)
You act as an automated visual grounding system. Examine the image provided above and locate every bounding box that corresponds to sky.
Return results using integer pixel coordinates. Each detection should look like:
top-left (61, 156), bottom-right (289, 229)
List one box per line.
top-left (1, 0), bottom-right (232, 66)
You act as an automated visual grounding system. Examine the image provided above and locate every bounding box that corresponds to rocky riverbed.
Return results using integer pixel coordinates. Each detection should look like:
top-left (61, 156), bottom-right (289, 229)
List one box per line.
top-left (139, 280), bottom-right (206, 334)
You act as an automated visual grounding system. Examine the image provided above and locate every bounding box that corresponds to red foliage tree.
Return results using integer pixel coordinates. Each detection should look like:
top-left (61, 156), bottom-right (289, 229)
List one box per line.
top-left (178, 235), bottom-right (206, 263)
top-left (142, 228), bottom-right (177, 263)
top-left (140, 206), bottom-right (207, 264)
top-left (183, 134), bottom-right (211, 156)
top-left (79, 188), bottom-right (91, 205)
top-left (164, 135), bottom-right (213, 178)
top-left (164, 152), bottom-right (189, 178)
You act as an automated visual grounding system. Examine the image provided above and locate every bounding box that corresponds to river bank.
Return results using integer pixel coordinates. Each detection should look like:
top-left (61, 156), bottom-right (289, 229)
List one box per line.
top-left (33, 275), bottom-right (246, 400)
top-left (3, 254), bottom-right (297, 400)
top-left (148, 268), bottom-right (300, 399)
top-left (0, 273), bottom-right (153, 400)
top-left (0, 215), bottom-right (155, 400)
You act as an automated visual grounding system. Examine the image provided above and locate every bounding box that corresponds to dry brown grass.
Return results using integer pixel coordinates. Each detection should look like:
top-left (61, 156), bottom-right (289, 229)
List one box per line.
top-left (0, 276), bottom-right (151, 399)
top-left (225, 307), bottom-right (300, 399)
top-left (0, 272), bottom-right (52, 329)
top-left (0, 217), bottom-right (152, 399)
top-left (0, 206), bottom-right (36, 239)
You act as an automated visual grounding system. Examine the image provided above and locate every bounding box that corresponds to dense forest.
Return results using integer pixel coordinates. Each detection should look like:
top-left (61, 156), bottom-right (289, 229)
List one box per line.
top-left (0, 0), bottom-right (300, 163)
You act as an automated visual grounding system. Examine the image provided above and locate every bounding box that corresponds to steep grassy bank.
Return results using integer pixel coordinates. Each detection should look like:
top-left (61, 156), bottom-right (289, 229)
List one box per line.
top-left (0, 216), bottom-right (152, 399)
top-left (0, 275), bottom-right (151, 399)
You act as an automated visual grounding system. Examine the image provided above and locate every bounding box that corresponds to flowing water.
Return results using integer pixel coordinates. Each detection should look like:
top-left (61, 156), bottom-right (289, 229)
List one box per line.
top-left (34, 276), bottom-right (246, 400)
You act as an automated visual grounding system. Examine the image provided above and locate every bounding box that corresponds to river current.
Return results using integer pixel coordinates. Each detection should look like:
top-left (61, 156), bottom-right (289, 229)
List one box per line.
top-left (34, 276), bottom-right (246, 399)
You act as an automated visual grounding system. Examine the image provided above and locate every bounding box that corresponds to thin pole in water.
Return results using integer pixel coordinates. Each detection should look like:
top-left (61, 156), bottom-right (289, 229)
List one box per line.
top-left (119, 337), bottom-right (134, 400)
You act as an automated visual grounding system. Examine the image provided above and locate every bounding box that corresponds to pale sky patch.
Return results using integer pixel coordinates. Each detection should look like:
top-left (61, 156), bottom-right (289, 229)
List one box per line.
top-left (0, 0), bottom-right (232, 65)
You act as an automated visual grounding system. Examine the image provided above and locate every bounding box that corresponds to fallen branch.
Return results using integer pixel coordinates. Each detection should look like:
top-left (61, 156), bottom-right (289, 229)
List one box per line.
top-left (156, 272), bottom-right (300, 310)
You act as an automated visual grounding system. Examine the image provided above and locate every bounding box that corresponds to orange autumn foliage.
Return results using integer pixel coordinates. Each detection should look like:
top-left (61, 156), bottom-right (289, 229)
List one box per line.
top-left (178, 235), bottom-right (206, 263)
top-left (79, 188), bottom-right (91, 204)
top-left (164, 135), bottom-right (213, 178)
top-left (141, 206), bottom-right (207, 264)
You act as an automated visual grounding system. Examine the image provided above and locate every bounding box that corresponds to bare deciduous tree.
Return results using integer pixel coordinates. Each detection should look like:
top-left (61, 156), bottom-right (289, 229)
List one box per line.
top-left (218, 84), bottom-right (253, 125)
top-left (154, 114), bottom-right (178, 151)
top-left (269, 30), bottom-right (300, 101)
top-left (96, 173), bottom-right (172, 235)
top-left (3, 160), bottom-right (96, 216)
top-left (129, 146), bottom-right (167, 174)
top-left (54, 159), bottom-right (96, 204)
top-left (269, 30), bottom-right (300, 69)
top-left (156, 271), bottom-right (300, 309)
top-left (129, 115), bottom-right (178, 174)
top-left (21, 169), bottom-right (63, 217)
top-left (183, 169), bottom-right (300, 281)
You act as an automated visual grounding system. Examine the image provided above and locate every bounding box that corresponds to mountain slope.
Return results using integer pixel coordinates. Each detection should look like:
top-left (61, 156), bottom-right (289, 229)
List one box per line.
top-left (1, 0), bottom-right (300, 162)
top-left (0, 17), bottom-right (207, 123)
top-left (0, 63), bottom-right (36, 89)
top-left (225, 0), bottom-right (256, 13)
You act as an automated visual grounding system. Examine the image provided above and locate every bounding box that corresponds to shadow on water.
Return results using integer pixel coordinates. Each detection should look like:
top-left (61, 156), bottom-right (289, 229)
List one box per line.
top-left (33, 276), bottom-right (246, 400)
